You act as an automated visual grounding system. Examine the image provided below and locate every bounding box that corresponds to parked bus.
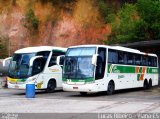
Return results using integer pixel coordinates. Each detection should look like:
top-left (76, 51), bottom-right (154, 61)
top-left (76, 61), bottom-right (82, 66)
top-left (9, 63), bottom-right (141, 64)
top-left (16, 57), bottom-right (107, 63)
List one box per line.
top-left (0, 58), bottom-right (11, 88)
top-left (62, 45), bottom-right (158, 95)
top-left (7, 46), bottom-right (66, 92)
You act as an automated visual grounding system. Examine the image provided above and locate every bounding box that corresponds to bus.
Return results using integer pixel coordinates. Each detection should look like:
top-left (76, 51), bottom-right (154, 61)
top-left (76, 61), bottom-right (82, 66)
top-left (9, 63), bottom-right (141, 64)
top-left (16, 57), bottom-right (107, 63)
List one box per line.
top-left (62, 45), bottom-right (158, 95)
top-left (7, 46), bottom-right (67, 92)
top-left (0, 57), bottom-right (11, 88)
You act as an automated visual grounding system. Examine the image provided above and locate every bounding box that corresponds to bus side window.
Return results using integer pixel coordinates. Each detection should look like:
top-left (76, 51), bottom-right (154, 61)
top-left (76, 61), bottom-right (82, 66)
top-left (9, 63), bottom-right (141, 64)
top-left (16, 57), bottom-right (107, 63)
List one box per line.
top-left (153, 57), bottom-right (157, 67)
top-left (32, 58), bottom-right (45, 76)
top-left (48, 51), bottom-right (65, 67)
top-left (142, 56), bottom-right (148, 66)
top-left (118, 51), bottom-right (124, 64)
top-left (127, 53), bottom-right (134, 65)
top-left (95, 47), bottom-right (106, 80)
top-left (135, 54), bottom-right (141, 65)
top-left (37, 51), bottom-right (50, 59)
top-left (124, 52), bottom-right (127, 64)
top-left (108, 49), bottom-right (118, 64)
top-left (148, 57), bottom-right (152, 66)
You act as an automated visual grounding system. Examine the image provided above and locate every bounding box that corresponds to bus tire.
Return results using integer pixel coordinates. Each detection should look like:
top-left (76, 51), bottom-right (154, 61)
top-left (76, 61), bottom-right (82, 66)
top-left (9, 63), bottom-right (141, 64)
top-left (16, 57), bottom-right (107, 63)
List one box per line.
top-left (143, 79), bottom-right (149, 90)
top-left (148, 79), bottom-right (152, 89)
top-left (46, 80), bottom-right (56, 93)
top-left (80, 92), bottom-right (87, 96)
top-left (107, 81), bottom-right (115, 95)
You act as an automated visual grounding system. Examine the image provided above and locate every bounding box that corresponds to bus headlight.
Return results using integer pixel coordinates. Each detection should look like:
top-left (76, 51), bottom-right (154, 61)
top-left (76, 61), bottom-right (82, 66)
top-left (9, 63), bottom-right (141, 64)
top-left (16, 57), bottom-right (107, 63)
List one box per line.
top-left (25, 78), bottom-right (36, 83)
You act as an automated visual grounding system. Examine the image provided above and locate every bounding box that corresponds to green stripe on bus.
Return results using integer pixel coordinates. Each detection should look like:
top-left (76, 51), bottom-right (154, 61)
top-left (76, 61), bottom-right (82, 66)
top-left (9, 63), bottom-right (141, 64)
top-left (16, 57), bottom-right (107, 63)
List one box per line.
top-left (139, 67), bottom-right (142, 73)
top-left (62, 77), bottom-right (94, 82)
top-left (137, 74), bottom-right (141, 81)
top-left (147, 67), bottom-right (158, 74)
top-left (108, 64), bottom-right (158, 74)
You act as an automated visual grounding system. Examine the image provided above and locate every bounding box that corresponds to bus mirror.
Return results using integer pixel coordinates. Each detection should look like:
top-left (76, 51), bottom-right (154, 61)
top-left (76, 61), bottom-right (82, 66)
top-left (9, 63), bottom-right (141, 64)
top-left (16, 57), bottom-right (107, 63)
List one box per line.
top-left (56, 55), bottom-right (65, 66)
top-left (2, 57), bottom-right (12, 67)
top-left (92, 54), bottom-right (98, 66)
top-left (29, 56), bottom-right (43, 66)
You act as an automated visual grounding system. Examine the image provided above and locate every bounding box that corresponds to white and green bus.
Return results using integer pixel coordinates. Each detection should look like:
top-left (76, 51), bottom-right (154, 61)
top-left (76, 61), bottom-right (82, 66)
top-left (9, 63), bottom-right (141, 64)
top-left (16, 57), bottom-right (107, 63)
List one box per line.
top-left (7, 46), bottom-right (66, 92)
top-left (62, 45), bottom-right (158, 95)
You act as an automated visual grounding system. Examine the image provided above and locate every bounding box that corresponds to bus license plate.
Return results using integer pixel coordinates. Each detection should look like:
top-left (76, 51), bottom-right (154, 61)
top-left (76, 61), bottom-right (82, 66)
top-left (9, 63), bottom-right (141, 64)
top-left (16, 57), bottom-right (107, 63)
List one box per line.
top-left (15, 85), bottom-right (19, 89)
top-left (73, 87), bottom-right (78, 89)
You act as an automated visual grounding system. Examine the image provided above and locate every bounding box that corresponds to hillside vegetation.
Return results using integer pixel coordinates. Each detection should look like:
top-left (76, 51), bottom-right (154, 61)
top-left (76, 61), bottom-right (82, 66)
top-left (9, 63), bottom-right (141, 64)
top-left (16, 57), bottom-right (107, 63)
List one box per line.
top-left (0, 0), bottom-right (159, 58)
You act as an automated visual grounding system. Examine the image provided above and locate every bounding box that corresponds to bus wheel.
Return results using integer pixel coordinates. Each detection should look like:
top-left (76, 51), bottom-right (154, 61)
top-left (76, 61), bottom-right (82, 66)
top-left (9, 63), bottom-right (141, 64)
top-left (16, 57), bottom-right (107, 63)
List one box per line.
top-left (107, 81), bottom-right (115, 95)
top-left (80, 92), bottom-right (87, 96)
top-left (143, 80), bottom-right (149, 90)
top-left (46, 80), bottom-right (56, 93)
top-left (148, 79), bottom-right (152, 89)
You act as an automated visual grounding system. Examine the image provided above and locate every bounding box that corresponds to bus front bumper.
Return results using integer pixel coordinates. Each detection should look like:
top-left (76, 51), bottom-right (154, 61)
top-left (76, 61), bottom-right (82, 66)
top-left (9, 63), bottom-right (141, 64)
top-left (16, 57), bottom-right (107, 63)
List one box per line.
top-left (8, 82), bottom-right (26, 89)
top-left (63, 83), bottom-right (102, 93)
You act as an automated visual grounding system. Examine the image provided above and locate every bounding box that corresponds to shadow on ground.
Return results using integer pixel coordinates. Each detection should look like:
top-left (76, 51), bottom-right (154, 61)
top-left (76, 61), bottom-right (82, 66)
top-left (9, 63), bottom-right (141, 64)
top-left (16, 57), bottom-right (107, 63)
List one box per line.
top-left (68, 86), bottom-right (160, 98)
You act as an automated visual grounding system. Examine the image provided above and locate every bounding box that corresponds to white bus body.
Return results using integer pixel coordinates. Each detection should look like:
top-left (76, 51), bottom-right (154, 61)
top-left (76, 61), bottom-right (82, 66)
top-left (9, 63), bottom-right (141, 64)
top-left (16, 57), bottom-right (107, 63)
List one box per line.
top-left (7, 46), bottom-right (67, 92)
top-left (62, 45), bottom-right (158, 95)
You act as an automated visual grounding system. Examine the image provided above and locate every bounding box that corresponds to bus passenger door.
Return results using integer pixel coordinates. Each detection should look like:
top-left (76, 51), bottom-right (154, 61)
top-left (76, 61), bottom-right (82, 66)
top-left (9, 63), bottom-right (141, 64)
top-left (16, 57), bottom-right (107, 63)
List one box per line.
top-left (32, 57), bottom-right (47, 89)
top-left (95, 47), bottom-right (106, 90)
top-left (46, 51), bottom-right (65, 88)
top-left (95, 47), bottom-right (106, 80)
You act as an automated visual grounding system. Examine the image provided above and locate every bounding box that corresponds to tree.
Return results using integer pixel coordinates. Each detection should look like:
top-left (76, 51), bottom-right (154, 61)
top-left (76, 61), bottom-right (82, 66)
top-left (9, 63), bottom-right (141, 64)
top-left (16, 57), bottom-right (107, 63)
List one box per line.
top-left (106, 3), bottom-right (139, 44)
top-left (25, 8), bottom-right (39, 30)
top-left (0, 39), bottom-right (3, 50)
top-left (105, 0), bottom-right (160, 45)
top-left (137, 0), bottom-right (160, 40)
top-left (98, 0), bottom-right (112, 23)
top-left (0, 36), bottom-right (9, 59)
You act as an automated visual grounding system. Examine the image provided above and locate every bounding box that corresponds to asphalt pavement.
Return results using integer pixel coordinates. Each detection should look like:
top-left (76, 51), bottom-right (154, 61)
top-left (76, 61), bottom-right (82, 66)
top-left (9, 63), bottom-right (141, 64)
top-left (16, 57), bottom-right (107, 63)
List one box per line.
top-left (0, 87), bottom-right (160, 119)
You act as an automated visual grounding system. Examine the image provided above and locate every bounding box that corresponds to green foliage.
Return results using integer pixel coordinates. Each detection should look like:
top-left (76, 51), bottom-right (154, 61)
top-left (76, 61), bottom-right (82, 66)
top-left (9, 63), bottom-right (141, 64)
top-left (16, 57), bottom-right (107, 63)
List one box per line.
top-left (0, 39), bottom-right (3, 50)
top-left (106, 3), bottom-right (139, 44)
top-left (105, 0), bottom-right (160, 45)
top-left (118, 4), bottom-right (140, 42)
top-left (25, 8), bottom-right (39, 30)
top-left (137, 0), bottom-right (160, 40)
top-left (98, 0), bottom-right (112, 23)
top-left (0, 36), bottom-right (9, 59)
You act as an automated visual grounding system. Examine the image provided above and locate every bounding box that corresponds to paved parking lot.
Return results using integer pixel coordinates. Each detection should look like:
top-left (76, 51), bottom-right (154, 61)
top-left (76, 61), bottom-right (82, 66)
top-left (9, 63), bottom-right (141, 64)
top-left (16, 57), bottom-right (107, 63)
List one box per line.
top-left (0, 86), bottom-right (160, 114)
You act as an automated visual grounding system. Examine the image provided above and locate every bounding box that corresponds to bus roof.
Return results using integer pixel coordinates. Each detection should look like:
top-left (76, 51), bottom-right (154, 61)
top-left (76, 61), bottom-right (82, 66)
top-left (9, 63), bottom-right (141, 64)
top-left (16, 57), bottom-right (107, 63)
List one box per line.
top-left (68, 44), bottom-right (157, 57)
top-left (15, 46), bottom-right (67, 54)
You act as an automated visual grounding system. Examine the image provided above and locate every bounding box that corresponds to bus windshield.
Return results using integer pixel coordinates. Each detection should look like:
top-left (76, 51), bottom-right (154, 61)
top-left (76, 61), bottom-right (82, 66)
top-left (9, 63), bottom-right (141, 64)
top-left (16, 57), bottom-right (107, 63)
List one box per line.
top-left (8, 53), bottom-right (36, 79)
top-left (63, 47), bottom-right (96, 79)
top-left (66, 47), bottom-right (96, 56)
top-left (64, 56), bottom-right (94, 79)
